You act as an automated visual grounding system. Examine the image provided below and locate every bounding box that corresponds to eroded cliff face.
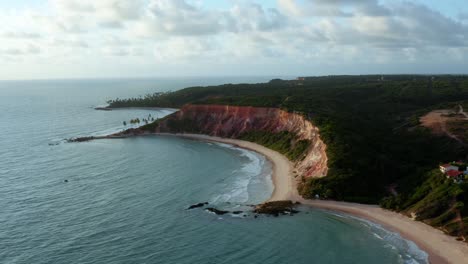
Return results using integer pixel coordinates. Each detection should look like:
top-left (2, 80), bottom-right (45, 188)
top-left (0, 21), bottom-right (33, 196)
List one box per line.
top-left (156, 105), bottom-right (328, 178)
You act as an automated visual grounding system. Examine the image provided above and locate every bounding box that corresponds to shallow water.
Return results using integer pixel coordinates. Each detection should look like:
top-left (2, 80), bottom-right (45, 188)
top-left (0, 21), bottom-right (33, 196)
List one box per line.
top-left (0, 78), bottom-right (428, 264)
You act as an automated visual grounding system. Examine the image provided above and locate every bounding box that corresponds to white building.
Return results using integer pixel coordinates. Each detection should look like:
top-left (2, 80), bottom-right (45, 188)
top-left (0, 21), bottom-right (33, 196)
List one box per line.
top-left (439, 164), bottom-right (459, 173)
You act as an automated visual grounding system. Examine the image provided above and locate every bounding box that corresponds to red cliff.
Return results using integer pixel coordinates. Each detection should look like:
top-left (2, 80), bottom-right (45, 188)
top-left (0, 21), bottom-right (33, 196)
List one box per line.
top-left (155, 105), bottom-right (328, 178)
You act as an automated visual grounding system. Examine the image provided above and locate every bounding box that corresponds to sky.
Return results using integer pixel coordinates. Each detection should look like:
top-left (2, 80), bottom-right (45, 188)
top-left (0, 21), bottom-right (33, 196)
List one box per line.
top-left (0, 0), bottom-right (468, 80)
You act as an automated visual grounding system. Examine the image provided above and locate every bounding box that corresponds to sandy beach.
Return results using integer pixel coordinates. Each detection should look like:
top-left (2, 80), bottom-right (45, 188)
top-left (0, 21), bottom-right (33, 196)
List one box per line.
top-left (164, 133), bottom-right (468, 264)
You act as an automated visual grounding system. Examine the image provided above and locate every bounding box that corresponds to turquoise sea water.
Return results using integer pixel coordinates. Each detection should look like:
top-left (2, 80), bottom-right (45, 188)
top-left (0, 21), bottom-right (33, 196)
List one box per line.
top-left (0, 78), bottom-right (428, 264)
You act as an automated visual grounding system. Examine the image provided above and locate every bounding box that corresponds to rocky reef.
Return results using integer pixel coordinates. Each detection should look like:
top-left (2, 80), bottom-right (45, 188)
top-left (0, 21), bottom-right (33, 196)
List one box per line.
top-left (67, 136), bottom-right (98, 142)
top-left (186, 202), bottom-right (209, 210)
top-left (254, 200), bottom-right (300, 217)
top-left (185, 201), bottom-right (300, 218)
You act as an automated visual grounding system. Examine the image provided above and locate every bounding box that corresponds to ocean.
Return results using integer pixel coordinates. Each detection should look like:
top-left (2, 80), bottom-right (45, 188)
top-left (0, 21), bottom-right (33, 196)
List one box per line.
top-left (0, 77), bottom-right (428, 264)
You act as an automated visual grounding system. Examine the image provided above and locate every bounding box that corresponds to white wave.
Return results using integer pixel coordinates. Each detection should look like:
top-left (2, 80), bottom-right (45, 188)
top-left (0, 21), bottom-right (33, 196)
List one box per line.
top-left (373, 232), bottom-right (383, 240)
top-left (90, 124), bottom-right (141, 137)
top-left (94, 103), bottom-right (110, 108)
top-left (329, 212), bottom-right (429, 264)
top-left (210, 142), bottom-right (273, 207)
top-left (212, 142), bottom-right (237, 149)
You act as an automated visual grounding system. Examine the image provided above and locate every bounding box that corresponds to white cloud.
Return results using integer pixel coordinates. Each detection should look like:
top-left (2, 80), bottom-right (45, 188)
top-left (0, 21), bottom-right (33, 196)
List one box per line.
top-left (141, 0), bottom-right (226, 36)
top-left (49, 0), bottom-right (143, 28)
top-left (0, 43), bottom-right (41, 56)
top-left (228, 3), bottom-right (289, 32)
top-left (102, 35), bottom-right (130, 46)
top-left (153, 37), bottom-right (219, 61)
top-left (48, 38), bottom-right (89, 48)
top-left (278, 0), bottom-right (388, 17)
top-left (1, 31), bottom-right (41, 39)
top-left (277, 0), bottom-right (302, 17)
top-left (0, 0), bottom-right (468, 79)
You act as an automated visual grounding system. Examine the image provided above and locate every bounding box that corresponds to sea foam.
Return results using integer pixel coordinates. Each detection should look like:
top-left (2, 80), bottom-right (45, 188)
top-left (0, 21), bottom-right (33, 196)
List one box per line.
top-left (209, 142), bottom-right (273, 208)
top-left (327, 211), bottom-right (429, 264)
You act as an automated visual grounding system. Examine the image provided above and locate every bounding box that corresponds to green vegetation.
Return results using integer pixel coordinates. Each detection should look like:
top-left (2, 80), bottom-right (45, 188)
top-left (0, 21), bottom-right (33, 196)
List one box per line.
top-left (163, 118), bottom-right (200, 133)
top-left (129, 118), bottom-right (141, 124)
top-left (109, 75), bottom-right (468, 237)
top-left (138, 115), bottom-right (200, 134)
top-left (381, 170), bottom-right (468, 237)
top-left (126, 114), bottom-right (157, 126)
top-left (448, 119), bottom-right (468, 143)
top-left (239, 131), bottom-right (310, 161)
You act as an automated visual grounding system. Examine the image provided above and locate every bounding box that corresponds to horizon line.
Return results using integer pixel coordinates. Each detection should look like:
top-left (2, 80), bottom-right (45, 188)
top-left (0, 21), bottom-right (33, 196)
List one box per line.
top-left (1, 73), bottom-right (468, 82)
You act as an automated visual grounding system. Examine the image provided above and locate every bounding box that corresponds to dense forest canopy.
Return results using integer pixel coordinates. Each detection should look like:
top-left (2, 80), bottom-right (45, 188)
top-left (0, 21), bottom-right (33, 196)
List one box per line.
top-left (108, 75), bottom-right (468, 237)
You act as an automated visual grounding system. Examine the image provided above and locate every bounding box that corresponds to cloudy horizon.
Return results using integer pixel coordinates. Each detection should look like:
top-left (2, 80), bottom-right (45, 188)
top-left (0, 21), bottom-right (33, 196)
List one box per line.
top-left (1, 0), bottom-right (468, 80)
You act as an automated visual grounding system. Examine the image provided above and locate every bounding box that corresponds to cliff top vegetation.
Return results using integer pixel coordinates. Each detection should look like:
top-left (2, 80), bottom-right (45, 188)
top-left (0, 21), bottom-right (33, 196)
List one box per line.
top-left (108, 75), bottom-right (468, 239)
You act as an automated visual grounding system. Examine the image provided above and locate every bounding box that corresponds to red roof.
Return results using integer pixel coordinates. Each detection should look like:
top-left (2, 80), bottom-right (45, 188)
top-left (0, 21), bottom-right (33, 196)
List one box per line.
top-left (446, 170), bottom-right (463, 177)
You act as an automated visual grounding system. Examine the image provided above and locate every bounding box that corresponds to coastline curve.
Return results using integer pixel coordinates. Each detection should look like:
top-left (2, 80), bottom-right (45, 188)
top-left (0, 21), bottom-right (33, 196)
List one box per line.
top-left (158, 133), bottom-right (467, 264)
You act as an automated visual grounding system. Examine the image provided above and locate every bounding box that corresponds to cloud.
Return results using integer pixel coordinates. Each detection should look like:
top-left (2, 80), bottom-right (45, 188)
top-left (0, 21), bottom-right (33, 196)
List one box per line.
top-left (1, 32), bottom-right (41, 39)
top-left (101, 47), bottom-right (130, 56)
top-left (459, 12), bottom-right (468, 21)
top-left (101, 36), bottom-right (145, 57)
top-left (153, 37), bottom-right (219, 61)
top-left (278, 0), bottom-right (389, 17)
top-left (1, 0), bottom-right (468, 79)
top-left (137, 0), bottom-right (226, 37)
top-left (102, 35), bottom-right (130, 46)
top-left (228, 3), bottom-right (290, 32)
top-left (134, 0), bottom-right (290, 38)
top-left (277, 0), bottom-right (302, 17)
top-left (0, 44), bottom-right (41, 56)
top-left (49, 38), bottom-right (89, 48)
top-left (394, 3), bottom-right (468, 47)
top-left (49, 0), bottom-right (143, 28)
top-left (275, 1), bottom-right (468, 49)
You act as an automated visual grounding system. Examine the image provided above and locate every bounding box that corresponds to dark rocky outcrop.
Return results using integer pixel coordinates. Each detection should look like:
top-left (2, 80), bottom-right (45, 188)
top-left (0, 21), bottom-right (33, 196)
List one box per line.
top-left (253, 200), bottom-right (300, 217)
top-left (67, 136), bottom-right (97, 142)
top-left (205, 208), bottom-right (230, 215)
top-left (94, 107), bottom-right (112, 111)
top-left (187, 202), bottom-right (209, 210)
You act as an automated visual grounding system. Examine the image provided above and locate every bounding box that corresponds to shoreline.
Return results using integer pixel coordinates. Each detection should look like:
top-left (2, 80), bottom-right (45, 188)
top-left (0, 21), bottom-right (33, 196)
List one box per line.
top-left (95, 106), bottom-right (179, 112)
top-left (155, 133), bottom-right (467, 264)
top-left (156, 133), bottom-right (296, 202)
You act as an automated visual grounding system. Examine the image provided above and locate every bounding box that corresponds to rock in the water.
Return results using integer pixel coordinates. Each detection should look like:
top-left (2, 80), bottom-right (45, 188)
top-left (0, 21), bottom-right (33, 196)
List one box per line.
top-left (64, 179), bottom-right (69, 183)
top-left (231, 211), bottom-right (243, 215)
top-left (187, 202), bottom-right (209, 210)
top-left (67, 136), bottom-right (96, 143)
top-left (205, 208), bottom-right (230, 215)
top-left (253, 200), bottom-right (300, 217)
top-left (94, 107), bottom-right (112, 111)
